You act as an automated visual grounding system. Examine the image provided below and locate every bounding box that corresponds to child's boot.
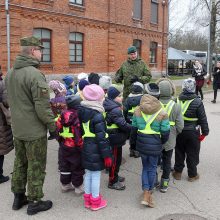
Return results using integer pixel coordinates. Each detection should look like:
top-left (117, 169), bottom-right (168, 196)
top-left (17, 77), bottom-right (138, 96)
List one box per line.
top-left (172, 171), bottom-right (182, 180)
top-left (141, 190), bottom-right (150, 206)
top-left (148, 192), bottom-right (155, 208)
top-left (90, 194), bottom-right (107, 211)
top-left (83, 193), bottom-right (91, 209)
top-left (159, 178), bottom-right (169, 193)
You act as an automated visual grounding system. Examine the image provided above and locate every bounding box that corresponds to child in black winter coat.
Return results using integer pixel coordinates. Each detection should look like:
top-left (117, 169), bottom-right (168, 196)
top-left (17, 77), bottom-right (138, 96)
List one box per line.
top-left (78, 84), bottom-right (112, 211)
top-left (56, 95), bottom-right (84, 194)
top-left (103, 85), bottom-right (132, 190)
top-left (124, 82), bottom-right (144, 158)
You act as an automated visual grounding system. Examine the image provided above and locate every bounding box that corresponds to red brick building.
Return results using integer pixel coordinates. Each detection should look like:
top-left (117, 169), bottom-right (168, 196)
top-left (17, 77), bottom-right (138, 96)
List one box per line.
top-left (0, 0), bottom-right (168, 76)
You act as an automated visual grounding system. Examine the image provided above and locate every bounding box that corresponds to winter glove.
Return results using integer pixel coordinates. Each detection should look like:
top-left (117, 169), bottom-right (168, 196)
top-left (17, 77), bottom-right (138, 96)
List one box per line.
top-left (130, 75), bottom-right (139, 84)
top-left (198, 134), bottom-right (206, 142)
top-left (104, 157), bottom-right (112, 168)
top-left (48, 131), bottom-right (57, 140)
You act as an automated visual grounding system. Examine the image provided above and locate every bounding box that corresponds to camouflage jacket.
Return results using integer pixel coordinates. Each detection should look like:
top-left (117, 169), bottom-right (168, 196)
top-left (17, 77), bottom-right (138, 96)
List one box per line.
top-left (115, 58), bottom-right (151, 99)
top-left (5, 55), bottom-right (56, 141)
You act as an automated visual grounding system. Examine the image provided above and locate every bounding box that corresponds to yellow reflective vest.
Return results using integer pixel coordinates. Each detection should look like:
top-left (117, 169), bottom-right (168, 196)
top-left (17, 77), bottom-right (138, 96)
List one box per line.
top-left (138, 108), bottom-right (162, 135)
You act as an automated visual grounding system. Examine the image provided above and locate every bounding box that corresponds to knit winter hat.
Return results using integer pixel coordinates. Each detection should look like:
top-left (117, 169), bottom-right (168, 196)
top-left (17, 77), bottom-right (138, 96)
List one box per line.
top-left (78, 79), bottom-right (90, 91)
top-left (145, 83), bottom-right (160, 98)
top-left (65, 95), bottom-right (81, 109)
top-left (48, 80), bottom-right (67, 96)
top-left (131, 82), bottom-right (144, 94)
top-left (77, 72), bottom-right (88, 81)
top-left (88, 72), bottom-right (100, 85)
top-left (182, 78), bottom-right (196, 93)
top-left (107, 86), bottom-right (121, 100)
top-left (62, 75), bottom-right (74, 86)
top-left (83, 84), bottom-right (105, 101)
top-left (99, 76), bottom-right (112, 90)
top-left (158, 80), bottom-right (173, 98)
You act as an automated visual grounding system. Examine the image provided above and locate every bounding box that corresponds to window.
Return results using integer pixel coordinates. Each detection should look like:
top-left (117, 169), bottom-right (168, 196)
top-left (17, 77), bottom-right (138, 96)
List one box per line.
top-left (133, 39), bottom-right (142, 57)
top-left (151, 0), bottom-right (158, 24)
top-left (69, 32), bottom-right (83, 63)
top-left (33, 28), bottom-right (51, 62)
top-left (133, 0), bottom-right (142, 20)
top-left (150, 42), bottom-right (157, 63)
top-left (69, 0), bottom-right (83, 5)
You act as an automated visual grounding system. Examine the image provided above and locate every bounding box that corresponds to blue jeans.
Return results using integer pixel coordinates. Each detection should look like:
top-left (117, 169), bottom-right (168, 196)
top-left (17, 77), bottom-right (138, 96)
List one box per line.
top-left (141, 155), bottom-right (159, 191)
top-left (84, 169), bottom-right (101, 198)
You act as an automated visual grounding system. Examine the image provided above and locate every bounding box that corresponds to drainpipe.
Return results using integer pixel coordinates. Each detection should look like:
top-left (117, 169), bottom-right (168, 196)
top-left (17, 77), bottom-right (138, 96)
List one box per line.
top-left (5, 0), bottom-right (10, 71)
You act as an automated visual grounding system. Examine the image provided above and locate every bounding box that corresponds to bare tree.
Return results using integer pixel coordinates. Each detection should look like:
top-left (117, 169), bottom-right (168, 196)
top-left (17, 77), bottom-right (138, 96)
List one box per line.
top-left (169, 30), bottom-right (208, 51)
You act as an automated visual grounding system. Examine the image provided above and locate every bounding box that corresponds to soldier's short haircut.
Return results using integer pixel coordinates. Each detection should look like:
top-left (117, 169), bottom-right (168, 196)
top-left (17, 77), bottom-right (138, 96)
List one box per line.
top-left (21, 46), bottom-right (35, 56)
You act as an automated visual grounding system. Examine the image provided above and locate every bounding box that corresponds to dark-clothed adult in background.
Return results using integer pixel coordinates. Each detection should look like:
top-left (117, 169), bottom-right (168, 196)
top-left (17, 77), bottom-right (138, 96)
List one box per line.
top-left (0, 68), bottom-right (13, 184)
top-left (173, 78), bottom-right (209, 182)
top-left (115, 46), bottom-right (152, 100)
top-left (211, 62), bottom-right (220, 103)
top-left (5, 36), bottom-right (56, 215)
top-left (192, 60), bottom-right (207, 100)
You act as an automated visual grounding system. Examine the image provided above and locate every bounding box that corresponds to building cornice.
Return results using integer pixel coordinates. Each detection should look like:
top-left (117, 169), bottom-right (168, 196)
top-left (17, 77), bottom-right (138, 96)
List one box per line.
top-left (0, 3), bottom-right (168, 37)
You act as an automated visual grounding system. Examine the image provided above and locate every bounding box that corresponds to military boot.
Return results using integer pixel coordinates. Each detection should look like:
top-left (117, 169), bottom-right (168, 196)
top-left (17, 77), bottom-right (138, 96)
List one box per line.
top-left (12, 193), bottom-right (28, 210)
top-left (27, 200), bottom-right (53, 215)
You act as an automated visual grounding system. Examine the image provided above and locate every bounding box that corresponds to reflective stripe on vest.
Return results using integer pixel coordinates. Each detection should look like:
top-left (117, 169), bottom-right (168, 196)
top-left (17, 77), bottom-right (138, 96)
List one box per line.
top-left (82, 121), bottom-right (96, 138)
top-left (128, 106), bottom-right (136, 114)
top-left (177, 98), bottom-right (198, 121)
top-left (138, 108), bottom-right (162, 135)
top-left (55, 114), bottom-right (60, 122)
top-left (103, 112), bottom-right (119, 129)
top-left (82, 119), bottom-right (108, 138)
top-left (59, 126), bottom-right (74, 138)
top-left (160, 100), bottom-right (175, 126)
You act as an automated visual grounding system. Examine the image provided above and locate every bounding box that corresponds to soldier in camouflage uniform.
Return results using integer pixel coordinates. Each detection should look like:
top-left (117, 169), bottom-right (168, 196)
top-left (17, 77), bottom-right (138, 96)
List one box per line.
top-left (5, 36), bottom-right (56, 215)
top-left (115, 46), bottom-right (152, 100)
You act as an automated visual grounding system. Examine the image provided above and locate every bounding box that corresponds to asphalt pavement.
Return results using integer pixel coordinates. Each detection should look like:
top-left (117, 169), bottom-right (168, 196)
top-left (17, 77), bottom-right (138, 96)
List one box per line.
top-left (0, 92), bottom-right (220, 220)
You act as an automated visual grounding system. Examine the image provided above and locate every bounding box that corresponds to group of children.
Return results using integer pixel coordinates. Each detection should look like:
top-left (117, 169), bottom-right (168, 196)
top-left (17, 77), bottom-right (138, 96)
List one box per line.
top-left (48, 73), bottom-right (209, 210)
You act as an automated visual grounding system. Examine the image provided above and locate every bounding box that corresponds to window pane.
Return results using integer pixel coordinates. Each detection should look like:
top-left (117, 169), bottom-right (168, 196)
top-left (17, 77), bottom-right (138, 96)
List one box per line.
top-left (43, 55), bottom-right (50, 62)
top-left (76, 49), bottom-right (82, 56)
top-left (133, 39), bottom-right (141, 57)
top-left (69, 49), bottom-right (75, 56)
top-left (76, 44), bottom-right (82, 50)
top-left (133, 0), bottom-right (142, 19)
top-left (150, 42), bottom-right (157, 63)
top-left (42, 29), bottom-right (50, 39)
top-left (43, 49), bottom-right (50, 54)
top-left (43, 42), bottom-right (50, 49)
top-left (76, 56), bottom-right (82, 62)
top-left (151, 2), bottom-right (158, 23)
top-left (76, 0), bottom-right (82, 4)
top-left (69, 0), bottom-right (83, 5)
top-left (76, 33), bottom-right (83, 41)
top-left (70, 44), bottom-right (75, 50)
top-left (70, 55), bottom-right (75, 62)
top-left (69, 33), bottom-right (76, 41)
top-left (33, 29), bottom-right (41, 38)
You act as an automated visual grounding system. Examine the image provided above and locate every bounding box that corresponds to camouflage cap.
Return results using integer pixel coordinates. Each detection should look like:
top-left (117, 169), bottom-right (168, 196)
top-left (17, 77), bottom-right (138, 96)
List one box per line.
top-left (20, 36), bottom-right (44, 48)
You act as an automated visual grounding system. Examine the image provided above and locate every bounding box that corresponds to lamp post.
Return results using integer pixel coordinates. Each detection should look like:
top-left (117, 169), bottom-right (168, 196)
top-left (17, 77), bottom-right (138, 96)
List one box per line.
top-left (5, 0), bottom-right (10, 71)
top-left (162, 0), bottom-right (167, 77)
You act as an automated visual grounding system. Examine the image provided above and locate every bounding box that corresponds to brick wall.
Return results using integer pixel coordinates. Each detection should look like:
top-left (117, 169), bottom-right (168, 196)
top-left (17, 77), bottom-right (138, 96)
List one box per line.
top-left (0, 0), bottom-right (168, 76)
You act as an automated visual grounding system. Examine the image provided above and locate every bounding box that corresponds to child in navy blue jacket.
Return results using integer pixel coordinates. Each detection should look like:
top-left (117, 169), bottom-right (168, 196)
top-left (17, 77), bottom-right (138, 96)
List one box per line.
top-left (103, 85), bottom-right (132, 190)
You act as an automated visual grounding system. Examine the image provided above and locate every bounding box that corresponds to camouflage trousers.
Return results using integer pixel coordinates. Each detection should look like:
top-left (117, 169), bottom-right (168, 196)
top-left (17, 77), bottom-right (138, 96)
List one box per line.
top-left (11, 136), bottom-right (47, 201)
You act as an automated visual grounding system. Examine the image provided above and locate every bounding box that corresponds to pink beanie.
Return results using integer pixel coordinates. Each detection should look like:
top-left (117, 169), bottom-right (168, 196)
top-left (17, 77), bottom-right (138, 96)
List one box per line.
top-left (83, 84), bottom-right (105, 101)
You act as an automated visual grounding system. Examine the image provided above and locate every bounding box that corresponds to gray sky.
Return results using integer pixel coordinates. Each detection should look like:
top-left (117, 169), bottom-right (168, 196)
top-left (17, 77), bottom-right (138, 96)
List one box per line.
top-left (169, 0), bottom-right (209, 34)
